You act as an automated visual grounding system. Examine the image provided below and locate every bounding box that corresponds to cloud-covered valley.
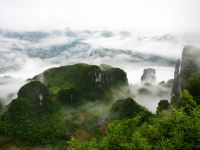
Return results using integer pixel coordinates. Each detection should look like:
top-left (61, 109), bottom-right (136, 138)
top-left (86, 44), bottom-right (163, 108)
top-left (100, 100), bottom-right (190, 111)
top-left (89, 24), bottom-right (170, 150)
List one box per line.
top-left (0, 29), bottom-right (199, 107)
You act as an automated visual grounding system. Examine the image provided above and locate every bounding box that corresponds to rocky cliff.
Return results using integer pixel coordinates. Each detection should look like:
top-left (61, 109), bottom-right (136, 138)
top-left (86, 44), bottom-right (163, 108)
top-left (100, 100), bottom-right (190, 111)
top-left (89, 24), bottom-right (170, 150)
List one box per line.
top-left (171, 46), bottom-right (200, 106)
top-left (141, 68), bottom-right (156, 83)
top-left (0, 63), bottom-right (128, 144)
top-left (18, 81), bottom-right (50, 106)
top-left (33, 63), bottom-right (128, 104)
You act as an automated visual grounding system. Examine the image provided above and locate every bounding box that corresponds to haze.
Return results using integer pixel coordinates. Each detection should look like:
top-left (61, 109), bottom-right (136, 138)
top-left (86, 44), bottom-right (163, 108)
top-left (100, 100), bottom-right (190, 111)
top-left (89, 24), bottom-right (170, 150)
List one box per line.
top-left (0, 0), bottom-right (200, 34)
top-left (0, 0), bottom-right (200, 110)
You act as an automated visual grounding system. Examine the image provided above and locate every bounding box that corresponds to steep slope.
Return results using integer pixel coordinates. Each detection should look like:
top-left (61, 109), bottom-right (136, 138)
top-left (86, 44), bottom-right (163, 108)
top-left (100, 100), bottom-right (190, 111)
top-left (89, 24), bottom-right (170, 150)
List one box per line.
top-left (18, 81), bottom-right (50, 106)
top-left (171, 46), bottom-right (200, 106)
top-left (141, 68), bottom-right (156, 83)
top-left (0, 63), bottom-right (129, 145)
top-left (110, 98), bottom-right (150, 120)
top-left (34, 63), bottom-right (128, 104)
top-left (0, 81), bottom-right (63, 145)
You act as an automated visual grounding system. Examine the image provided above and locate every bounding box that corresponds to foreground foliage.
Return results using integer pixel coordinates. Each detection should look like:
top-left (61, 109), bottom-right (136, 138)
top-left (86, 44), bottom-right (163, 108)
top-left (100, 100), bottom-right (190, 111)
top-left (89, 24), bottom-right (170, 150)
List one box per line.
top-left (0, 65), bottom-right (200, 149)
top-left (68, 108), bottom-right (200, 150)
top-left (67, 91), bottom-right (200, 150)
top-left (0, 98), bottom-right (65, 145)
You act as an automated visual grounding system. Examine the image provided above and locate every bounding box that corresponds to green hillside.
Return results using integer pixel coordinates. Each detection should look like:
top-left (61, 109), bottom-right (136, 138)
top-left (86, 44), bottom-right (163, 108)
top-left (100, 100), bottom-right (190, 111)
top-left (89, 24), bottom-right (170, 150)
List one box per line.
top-left (34, 63), bottom-right (128, 103)
top-left (0, 63), bottom-right (131, 148)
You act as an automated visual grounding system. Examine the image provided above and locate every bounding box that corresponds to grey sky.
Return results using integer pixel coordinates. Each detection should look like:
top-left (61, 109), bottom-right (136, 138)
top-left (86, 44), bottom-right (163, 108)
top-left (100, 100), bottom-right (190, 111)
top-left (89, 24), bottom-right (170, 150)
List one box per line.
top-left (0, 0), bottom-right (200, 33)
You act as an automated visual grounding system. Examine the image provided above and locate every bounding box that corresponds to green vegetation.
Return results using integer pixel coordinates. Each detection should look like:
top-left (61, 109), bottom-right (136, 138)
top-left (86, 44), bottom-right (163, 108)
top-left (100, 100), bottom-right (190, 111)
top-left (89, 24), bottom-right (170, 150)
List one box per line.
top-left (0, 64), bottom-right (129, 148)
top-left (56, 88), bottom-right (80, 106)
top-left (186, 73), bottom-right (200, 104)
top-left (110, 98), bottom-right (150, 120)
top-left (68, 99), bottom-right (200, 150)
top-left (0, 98), bottom-right (65, 145)
top-left (66, 70), bottom-right (200, 150)
top-left (0, 102), bottom-right (3, 113)
top-left (0, 81), bottom-right (64, 145)
top-left (156, 100), bottom-right (170, 114)
top-left (34, 63), bottom-right (128, 104)
top-left (18, 81), bottom-right (51, 107)
top-left (179, 90), bottom-right (197, 113)
top-left (1, 63), bottom-right (200, 149)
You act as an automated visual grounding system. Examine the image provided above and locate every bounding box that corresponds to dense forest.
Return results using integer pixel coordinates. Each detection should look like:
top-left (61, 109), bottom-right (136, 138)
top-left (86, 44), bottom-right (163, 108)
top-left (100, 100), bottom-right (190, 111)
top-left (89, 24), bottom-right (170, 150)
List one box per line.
top-left (0, 46), bottom-right (200, 150)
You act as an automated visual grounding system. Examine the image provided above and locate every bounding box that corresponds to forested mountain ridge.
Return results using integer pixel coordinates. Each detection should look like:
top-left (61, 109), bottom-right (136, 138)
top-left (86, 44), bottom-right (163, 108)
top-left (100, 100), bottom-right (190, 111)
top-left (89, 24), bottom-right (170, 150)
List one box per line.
top-left (33, 63), bottom-right (128, 103)
top-left (66, 45), bottom-right (200, 150)
top-left (0, 46), bottom-right (200, 149)
top-left (0, 63), bottom-right (132, 149)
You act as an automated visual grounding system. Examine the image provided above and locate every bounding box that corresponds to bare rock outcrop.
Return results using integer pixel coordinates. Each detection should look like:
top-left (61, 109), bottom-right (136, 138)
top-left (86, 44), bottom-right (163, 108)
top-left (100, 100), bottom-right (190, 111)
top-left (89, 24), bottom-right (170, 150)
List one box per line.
top-left (171, 46), bottom-right (200, 106)
top-left (141, 68), bottom-right (156, 83)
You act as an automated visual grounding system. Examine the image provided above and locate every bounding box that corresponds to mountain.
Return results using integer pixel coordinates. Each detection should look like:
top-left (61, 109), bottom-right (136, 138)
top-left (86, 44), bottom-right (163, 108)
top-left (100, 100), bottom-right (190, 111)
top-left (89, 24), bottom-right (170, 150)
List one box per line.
top-left (0, 48), bottom-right (200, 149)
top-left (17, 80), bottom-right (50, 106)
top-left (33, 63), bottom-right (128, 104)
top-left (141, 68), bottom-right (156, 83)
top-left (0, 63), bottom-right (133, 145)
top-left (171, 46), bottom-right (200, 106)
top-left (110, 97), bottom-right (150, 120)
top-left (65, 46), bottom-right (200, 150)
top-left (0, 29), bottom-right (181, 103)
top-left (0, 80), bottom-right (62, 145)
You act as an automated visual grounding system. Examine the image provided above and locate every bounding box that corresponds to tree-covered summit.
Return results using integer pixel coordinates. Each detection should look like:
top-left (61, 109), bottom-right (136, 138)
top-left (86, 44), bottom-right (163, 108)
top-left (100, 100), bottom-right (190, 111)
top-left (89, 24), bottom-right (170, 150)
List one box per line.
top-left (34, 63), bottom-right (128, 103)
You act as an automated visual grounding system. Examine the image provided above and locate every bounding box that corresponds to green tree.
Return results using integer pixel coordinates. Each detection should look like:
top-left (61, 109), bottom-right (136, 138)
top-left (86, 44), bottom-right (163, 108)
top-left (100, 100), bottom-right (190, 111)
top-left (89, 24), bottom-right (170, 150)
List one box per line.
top-left (186, 73), bottom-right (200, 105)
top-left (0, 98), bottom-right (65, 145)
top-left (110, 98), bottom-right (150, 120)
top-left (156, 100), bottom-right (170, 114)
top-left (101, 114), bottom-right (149, 150)
top-left (179, 90), bottom-right (196, 113)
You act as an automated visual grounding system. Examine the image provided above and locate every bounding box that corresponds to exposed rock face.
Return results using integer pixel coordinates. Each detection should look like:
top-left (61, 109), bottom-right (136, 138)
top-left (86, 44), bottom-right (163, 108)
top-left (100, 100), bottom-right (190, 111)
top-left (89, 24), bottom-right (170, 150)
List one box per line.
top-left (174, 59), bottom-right (180, 78)
top-left (171, 46), bottom-right (200, 106)
top-left (34, 63), bottom-right (128, 103)
top-left (171, 59), bottom-right (181, 106)
top-left (179, 46), bottom-right (200, 88)
top-left (165, 79), bottom-right (174, 88)
top-left (18, 81), bottom-right (50, 106)
top-left (141, 68), bottom-right (156, 83)
top-left (159, 79), bottom-right (174, 88)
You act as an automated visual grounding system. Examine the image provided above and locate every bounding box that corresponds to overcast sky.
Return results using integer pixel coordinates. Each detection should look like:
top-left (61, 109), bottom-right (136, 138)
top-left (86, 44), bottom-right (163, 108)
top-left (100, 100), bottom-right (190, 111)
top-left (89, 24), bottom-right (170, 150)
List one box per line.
top-left (0, 0), bottom-right (200, 33)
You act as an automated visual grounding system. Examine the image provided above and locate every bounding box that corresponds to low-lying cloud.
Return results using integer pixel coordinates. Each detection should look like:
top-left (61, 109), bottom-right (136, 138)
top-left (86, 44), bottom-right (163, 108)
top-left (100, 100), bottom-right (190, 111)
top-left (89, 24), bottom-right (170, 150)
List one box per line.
top-left (0, 29), bottom-right (199, 108)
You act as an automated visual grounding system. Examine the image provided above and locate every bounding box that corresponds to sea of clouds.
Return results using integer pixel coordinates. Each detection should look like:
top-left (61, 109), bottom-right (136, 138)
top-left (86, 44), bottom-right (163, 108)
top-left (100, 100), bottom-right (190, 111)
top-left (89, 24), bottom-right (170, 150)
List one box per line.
top-left (0, 29), bottom-right (199, 109)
